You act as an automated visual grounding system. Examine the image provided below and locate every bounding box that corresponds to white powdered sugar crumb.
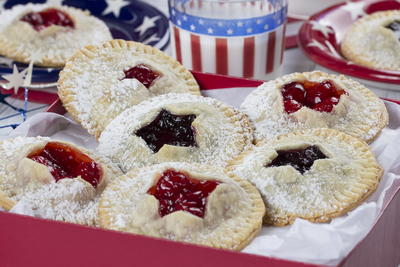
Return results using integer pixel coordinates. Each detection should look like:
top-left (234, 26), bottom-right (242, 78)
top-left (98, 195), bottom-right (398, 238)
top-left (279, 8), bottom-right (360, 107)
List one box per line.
top-left (1, 136), bottom-right (49, 157)
top-left (11, 179), bottom-right (99, 226)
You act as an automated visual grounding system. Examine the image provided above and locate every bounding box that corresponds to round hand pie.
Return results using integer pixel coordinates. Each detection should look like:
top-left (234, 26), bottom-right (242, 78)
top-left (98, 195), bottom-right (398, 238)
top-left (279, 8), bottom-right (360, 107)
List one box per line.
top-left (0, 3), bottom-right (112, 67)
top-left (341, 10), bottom-right (400, 71)
top-left (98, 162), bottom-right (265, 250)
top-left (241, 71), bottom-right (388, 143)
top-left (228, 128), bottom-right (383, 226)
top-left (58, 39), bottom-right (200, 138)
top-left (0, 136), bottom-right (120, 226)
top-left (97, 93), bottom-right (253, 173)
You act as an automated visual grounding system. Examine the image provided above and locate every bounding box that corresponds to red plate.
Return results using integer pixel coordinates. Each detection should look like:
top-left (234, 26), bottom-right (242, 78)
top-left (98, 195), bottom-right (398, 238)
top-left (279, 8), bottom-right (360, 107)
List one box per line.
top-left (298, 0), bottom-right (400, 87)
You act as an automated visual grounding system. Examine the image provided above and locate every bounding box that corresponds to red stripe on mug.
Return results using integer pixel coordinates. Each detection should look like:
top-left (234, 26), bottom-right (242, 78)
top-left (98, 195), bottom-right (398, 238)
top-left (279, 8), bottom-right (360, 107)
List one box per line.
top-left (243, 36), bottom-right (255, 78)
top-left (266, 31), bottom-right (276, 73)
top-left (190, 34), bottom-right (202, 72)
top-left (216, 38), bottom-right (228, 75)
top-left (173, 26), bottom-right (182, 64)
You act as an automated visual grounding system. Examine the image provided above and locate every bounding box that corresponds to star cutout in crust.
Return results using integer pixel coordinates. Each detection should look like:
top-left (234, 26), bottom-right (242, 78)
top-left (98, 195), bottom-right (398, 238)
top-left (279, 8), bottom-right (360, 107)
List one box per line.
top-left (266, 146), bottom-right (327, 174)
top-left (135, 109), bottom-right (197, 153)
top-left (102, 0), bottom-right (130, 18)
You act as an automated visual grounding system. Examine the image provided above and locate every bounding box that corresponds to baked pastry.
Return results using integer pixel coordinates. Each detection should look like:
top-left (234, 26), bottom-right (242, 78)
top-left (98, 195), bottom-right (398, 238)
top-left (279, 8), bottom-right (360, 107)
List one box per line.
top-left (228, 128), bottom-right (383, 226)
top-left (97, 93), bottom-right (253, 172)
top-left (241, 71), bottom-right (388, 143)
top-left (58, 39), bottom-right (200, 138)
top-left (0, 3), bottom-right (112, 67)
top-left (0, 136), bottom-right (119, 226)
top-left (341, 10), bottom-right (400, 71)
top-left (98, 162), bottom-right (265, 250)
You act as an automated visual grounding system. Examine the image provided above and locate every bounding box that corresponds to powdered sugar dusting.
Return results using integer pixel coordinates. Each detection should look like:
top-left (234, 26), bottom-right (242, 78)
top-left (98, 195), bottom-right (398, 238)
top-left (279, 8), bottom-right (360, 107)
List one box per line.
top-left (0, 3), bottom-right (112, 66)
top-left (241, 72), bottom-right (388, 142)
top-left (230, 129), bottom-right (381, 225)
top-left (58, 40), bottom-right (199, 136)
top-left (98, 93), bottom-right (253, 172)
top-left (99, 162), bottom-right (262, 249)
top-left (11, 179), bottom-right (98, 226)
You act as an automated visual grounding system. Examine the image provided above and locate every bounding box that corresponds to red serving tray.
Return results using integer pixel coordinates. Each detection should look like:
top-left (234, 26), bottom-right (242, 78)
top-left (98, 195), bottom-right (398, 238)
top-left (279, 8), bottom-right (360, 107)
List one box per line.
top-left (2, 72), bottom-right (399, 267)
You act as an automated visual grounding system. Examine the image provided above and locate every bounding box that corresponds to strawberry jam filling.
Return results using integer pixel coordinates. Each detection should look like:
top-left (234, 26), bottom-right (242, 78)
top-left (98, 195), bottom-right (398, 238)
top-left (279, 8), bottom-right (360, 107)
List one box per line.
top-left (124, 64), bottom-right (161, 88)
top-left (147, 169), bottom-right (220, 218)
top-left (385, 20), bottom-right (400, 41)
top-left (28, 142), bottom-right (101, 188)
top-left (281, 80), bottom-right (347, 114)
top-left (266, 145), bottom-right (327, 174)
top-left (20, 8), bottom-right (74, 32)
top-left (135, 109), bottom-right (197, 153)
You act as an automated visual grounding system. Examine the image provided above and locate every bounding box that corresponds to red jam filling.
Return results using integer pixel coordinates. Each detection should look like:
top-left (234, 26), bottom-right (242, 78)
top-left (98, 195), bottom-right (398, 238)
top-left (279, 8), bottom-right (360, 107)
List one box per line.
top-left (28, 142), bottom-right (101, 188)
top-left (281, 80), bottom-right (347, 114)
top-left (124, 64), bottom-right (161, 88)
top-left (135, 109), bottom-right (197, 153)
top-left (20, 8), bottom-right (74, 32)
top-left (266, 145), bottom-right (327, 174)
top-left (147, 169), bottom-right (220, 218)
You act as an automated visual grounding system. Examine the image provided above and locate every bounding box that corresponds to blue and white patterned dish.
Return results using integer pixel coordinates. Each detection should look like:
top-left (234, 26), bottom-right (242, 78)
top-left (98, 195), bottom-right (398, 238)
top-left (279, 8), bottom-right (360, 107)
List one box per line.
top-left (0, 0), bottom-right (170, 84)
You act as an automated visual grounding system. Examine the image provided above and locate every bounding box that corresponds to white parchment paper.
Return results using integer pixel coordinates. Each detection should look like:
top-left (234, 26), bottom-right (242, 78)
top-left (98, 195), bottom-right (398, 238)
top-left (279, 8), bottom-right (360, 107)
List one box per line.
top-left (5, 88), bottom-right (400, 266)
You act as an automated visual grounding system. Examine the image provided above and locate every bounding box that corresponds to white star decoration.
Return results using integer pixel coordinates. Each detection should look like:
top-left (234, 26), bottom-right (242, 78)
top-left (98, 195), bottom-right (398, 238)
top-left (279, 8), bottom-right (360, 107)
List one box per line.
top-left (307, 39), bottom-right (326, 51)
top-left (237, 21), bottom-right (243, 27)
top-left (227, 29), bottom-right (233, 35)
top-left (1, 65), bottom-right (31, 94)
top-left (207, 28), bottom-right (214, 34)
top-left (190, 24), bottom-right (196, 31)
top-left (309, 21), bottom-right (333, 38)
top-left (142, 33), bottom-right (160, 45)
top-left (135, 16), bottom-right (160, 36)
top-left (102, 0), bottom-right (130, 17)
top-left (46, 0), bottom-right (64, 6)
top-left (341, 1), bottom-right (365, 20)
top-left (0, 57), bottom-right (13, 68)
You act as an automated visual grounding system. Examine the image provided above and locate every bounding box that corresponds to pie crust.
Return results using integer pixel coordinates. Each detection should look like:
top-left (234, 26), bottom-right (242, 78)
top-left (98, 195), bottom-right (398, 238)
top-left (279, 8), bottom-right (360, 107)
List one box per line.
top-left (58, 39), bottom-right (201, 138)
top-left (0, 136), bottom-right (120, 226)
top-left (228, 128), bottom-right (383, 226)
top-left (98, 162), bottom-right (265, 250)
top-left (341, 10), bottom-right (400, 71)
top-left (97, 93), bottom-right (253, 173)
top-left (0, 3), bottom-right (112, 67)
top-left (240, 71), bottom-right (388, 143)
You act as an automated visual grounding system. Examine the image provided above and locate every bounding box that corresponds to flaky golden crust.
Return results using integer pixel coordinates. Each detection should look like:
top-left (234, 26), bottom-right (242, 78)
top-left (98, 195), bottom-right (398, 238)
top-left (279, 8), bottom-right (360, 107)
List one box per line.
top-left (98, 162), bottom-right (265, 251)
top-left (341, 10), bottom-right (400, 71)
top-left (228, 128), bottom-right (383, 226)
top-left (58, 39), bottom-right (200, 138)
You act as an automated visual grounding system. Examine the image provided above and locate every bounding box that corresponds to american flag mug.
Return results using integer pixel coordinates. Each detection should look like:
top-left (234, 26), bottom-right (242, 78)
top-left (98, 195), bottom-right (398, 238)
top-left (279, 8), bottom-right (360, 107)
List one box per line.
top-left (168, 0), bottom-right (288, 80)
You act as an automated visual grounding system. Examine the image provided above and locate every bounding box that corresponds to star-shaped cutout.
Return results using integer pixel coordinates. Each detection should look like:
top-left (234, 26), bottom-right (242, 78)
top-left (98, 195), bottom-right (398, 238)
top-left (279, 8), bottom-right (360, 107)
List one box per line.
top-left (135, 109), bottom-right (197, 153)
top-left (102, 0), bottom-right (130, 17)
top-left (1, 65), bottom-right (30, 94)
top-left (46, 0), bottom-right (64, 6)
top-left (309, 21), bottom-right (334, 38)
top-left (135, 16), bottom-right (160, 36)
top-left (341, 1), bottom-right (365, 20)
top-left (307, 39), bottom-right (327, 51)
top-left (0, 57), bottom-right (13, 68)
